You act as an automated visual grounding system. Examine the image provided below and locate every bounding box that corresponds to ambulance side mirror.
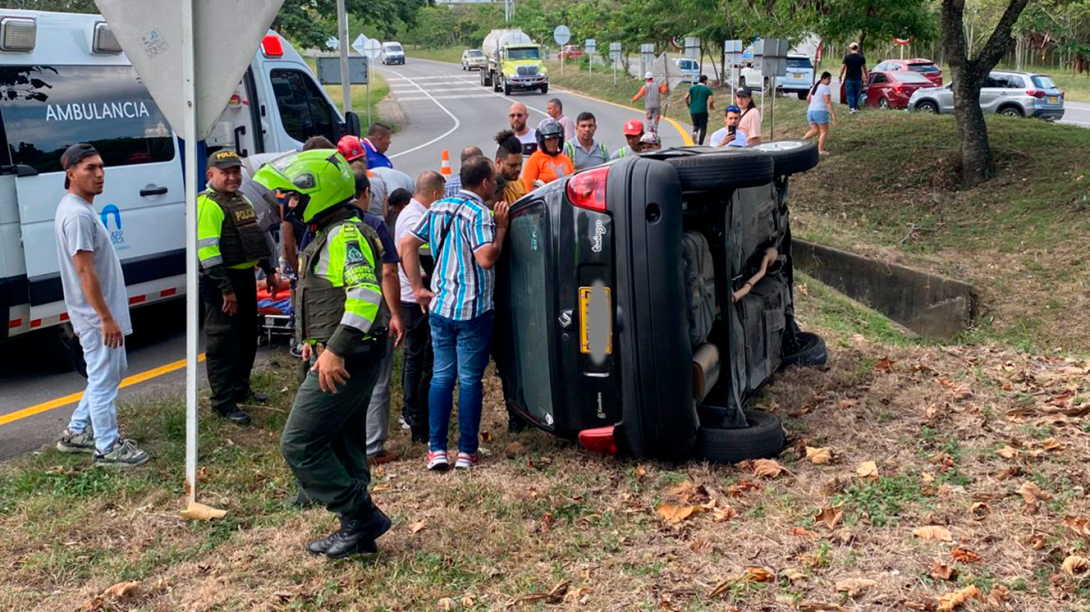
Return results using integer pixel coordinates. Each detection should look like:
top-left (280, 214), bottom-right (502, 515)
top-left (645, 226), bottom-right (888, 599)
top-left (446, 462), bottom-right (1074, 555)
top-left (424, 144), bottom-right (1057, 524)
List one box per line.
top-left (344, 111), bottom-right (361, 138)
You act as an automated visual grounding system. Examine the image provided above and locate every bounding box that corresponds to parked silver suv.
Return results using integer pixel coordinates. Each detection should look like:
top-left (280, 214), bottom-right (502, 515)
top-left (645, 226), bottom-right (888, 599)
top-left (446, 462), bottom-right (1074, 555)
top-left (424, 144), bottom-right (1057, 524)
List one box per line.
top-left (908, 70), bottom-right (1064, 120)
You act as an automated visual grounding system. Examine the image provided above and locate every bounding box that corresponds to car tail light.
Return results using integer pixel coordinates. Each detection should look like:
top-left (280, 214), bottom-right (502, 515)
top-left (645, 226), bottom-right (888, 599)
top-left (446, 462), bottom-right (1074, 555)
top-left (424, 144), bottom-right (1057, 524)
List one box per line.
top-left (1026, 89), bottom-right (1046, 98)
top-left (578, 426), bottom-right (617, 455)
top-left (566, 166), bottom-right (609, 212)
top-left (261, 34), bottom-right (283, 58)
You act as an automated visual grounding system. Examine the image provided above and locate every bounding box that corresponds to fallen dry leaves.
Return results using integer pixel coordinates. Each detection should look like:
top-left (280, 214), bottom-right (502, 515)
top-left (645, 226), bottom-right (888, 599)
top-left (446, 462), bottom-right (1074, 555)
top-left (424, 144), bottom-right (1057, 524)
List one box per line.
top-left (1061, 555), bottom-right (1090, 577)
top-left (968, 502), bottom-right (990, 521)
top-left (930, 561), bottom-right (958, 581)
top-left (81, 581), bottom-right (141, 611)
top-left (913, 526), bottom-right (953, 542)
top-left (805, 446), bottom-right (833, 465)
top-left (951, 547), bottom-right (982, 563)
top-left (782, 568), bottom-right (807, 582)
top-left (855, 461), bottom-right (879, 479)
top-left (1018, 481), bottom-right (1052, 515)
top-left (835, 578), bottom-right (876, 597)
top-left (656, 502), bottom-right (700, 525)
top-left (408, 520), bottom-right (427, 534)
top-left (1063, 515), bottom-right (1090, 539)
top-left (179, 502), bottom-right (227, 521)
top-left (815, 505), bottom-right (845, 530)
top-left (936, 584), bottom-right (980, 611)
top-left (995, 445), bottom-right (1018, 459)
top-left (752, 459), bottom-right (788, 479)
top-left (438, 597), bottom-right (458, 610)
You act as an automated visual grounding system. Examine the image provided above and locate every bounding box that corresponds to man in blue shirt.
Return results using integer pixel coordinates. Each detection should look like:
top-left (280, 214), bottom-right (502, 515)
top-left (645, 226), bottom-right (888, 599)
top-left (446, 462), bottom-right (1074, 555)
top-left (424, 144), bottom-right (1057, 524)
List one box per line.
top-left (398, 157), bottom-right (509, 472)
top-left (709, 106), bottom-right (749, 148)
top-left (362, 123), bottom-right (394, 170)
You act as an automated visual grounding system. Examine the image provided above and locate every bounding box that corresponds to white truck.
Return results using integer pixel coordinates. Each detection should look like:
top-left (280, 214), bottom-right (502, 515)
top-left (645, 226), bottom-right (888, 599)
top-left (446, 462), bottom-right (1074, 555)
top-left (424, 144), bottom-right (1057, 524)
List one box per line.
top-left (479, 28), bottom-right (548, 95)
top-left (0, 9), bottom-right (360, 369)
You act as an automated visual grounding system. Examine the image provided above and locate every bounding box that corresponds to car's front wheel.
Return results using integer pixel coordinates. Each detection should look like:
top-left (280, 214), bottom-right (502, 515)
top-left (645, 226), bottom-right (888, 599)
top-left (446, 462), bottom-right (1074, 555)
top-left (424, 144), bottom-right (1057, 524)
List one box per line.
top-left (659, 148), bottom-right (775, 191)
top-left (695, 409), bottom-right (785, 463)
top-left (750, 140), bottom-right (819, 176)
top-left (916, 100), bottom-right (939, 114)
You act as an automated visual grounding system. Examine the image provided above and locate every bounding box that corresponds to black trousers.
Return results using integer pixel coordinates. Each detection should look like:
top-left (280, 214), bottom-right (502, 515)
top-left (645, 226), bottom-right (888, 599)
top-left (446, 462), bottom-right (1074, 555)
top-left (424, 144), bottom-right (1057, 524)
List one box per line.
top-left (691, 112), bottom-right (709, 145)
top-left (202, 269), bottom-right (258, 413)
top-left (400, 301), bottom-right (433, 440)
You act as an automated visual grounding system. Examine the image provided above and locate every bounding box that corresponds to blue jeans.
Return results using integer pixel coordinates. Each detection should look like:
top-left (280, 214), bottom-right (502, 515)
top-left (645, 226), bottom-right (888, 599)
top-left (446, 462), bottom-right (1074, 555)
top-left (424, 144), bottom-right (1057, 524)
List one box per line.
top-left (67, 327), bottom-right (127, 453)
top-left (845, 79), bottom-right (862, 111)
top-left (428, 310), bottom-right (494, 454)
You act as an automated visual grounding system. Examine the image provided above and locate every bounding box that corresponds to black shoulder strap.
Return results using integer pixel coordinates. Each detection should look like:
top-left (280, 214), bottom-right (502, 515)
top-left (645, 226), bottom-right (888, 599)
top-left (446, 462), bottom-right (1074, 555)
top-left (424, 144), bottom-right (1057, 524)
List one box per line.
top-left (435, 195), bottom-right (470, 262)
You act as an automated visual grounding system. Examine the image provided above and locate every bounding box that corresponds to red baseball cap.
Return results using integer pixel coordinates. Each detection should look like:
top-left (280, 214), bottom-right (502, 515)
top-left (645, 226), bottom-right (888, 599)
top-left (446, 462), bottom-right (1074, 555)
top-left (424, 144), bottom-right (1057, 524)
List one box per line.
top-left (337, 135), bottom-right (365, 162)
top-left (623, 119), bottom-right (644, 136)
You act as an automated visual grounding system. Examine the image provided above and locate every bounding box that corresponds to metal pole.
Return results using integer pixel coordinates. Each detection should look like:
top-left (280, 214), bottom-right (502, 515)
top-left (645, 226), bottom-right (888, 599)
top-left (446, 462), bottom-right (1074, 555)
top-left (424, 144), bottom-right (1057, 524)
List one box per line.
top-left (589, 52), bottom-right (592, 76)
top-left (337, 0), bottom-right (351, 112)
top-left (770, 82), bottom-right (775, 141)
top-left (181, 0), bottom-right (199, 507)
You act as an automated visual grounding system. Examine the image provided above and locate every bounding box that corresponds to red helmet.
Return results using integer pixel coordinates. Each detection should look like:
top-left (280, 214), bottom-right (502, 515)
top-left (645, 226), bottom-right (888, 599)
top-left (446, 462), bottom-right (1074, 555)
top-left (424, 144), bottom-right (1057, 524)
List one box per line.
top-left (337, 135), bottom-right (365, 163)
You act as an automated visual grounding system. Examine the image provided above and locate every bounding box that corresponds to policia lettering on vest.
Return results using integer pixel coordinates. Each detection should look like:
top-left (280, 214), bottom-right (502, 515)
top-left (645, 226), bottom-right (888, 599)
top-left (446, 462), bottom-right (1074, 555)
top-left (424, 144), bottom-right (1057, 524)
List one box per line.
top-left (197, 150), bottom-right (277, 425)
top-left (254, 149), bottom-right (393, 559)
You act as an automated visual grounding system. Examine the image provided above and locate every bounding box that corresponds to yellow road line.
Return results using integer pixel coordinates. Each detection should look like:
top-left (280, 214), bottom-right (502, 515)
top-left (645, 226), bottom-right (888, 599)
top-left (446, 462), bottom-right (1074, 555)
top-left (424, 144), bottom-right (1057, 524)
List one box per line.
top-left (0, 354), bottom-right (205, 428)
top-left (558, 89), bottom-right (695, 146)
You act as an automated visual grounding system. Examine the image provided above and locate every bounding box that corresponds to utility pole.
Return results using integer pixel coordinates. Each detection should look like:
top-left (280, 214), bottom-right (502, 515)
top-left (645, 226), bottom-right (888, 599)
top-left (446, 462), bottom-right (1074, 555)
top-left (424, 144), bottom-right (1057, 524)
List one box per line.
top-left (504, 0), bottom-right (513, 24)
top-left (336, 0), bottom-right (351, 112)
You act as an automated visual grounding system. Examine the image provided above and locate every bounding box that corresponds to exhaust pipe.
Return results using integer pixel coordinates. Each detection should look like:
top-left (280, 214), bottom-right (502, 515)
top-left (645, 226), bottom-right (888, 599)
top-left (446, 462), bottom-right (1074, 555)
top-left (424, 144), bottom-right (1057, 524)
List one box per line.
top-left (691, 343), bottom-right (721, 404)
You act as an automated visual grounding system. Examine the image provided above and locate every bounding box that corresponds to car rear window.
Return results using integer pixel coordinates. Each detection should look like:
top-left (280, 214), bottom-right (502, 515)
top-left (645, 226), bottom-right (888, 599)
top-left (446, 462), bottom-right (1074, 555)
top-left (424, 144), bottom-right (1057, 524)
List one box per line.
top-left (908, 63), bottom-right (939, 73)
top-left (506, 203), bottom-right (554, 423)
top-left (896, 72), bottom-right (934, 84)
top-left (0, 64), bottom-right (175, 174)
top-left (1032, 75), bottom-right (1058, 89)
top-left (787, 57), bottom-right (813, 69)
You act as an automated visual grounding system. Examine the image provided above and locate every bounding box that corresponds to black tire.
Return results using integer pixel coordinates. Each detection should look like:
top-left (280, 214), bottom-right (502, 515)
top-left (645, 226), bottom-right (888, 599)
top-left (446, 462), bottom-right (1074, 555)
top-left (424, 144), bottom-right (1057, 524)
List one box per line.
top-left (540, 84), bottom-right (549, 95)
top-left (916, 100), bottom-right (938, 114)
top-left (999, 105), bottom-right (1023, 118)
top-left (695, 409), bottom-right (784, 463)
top-left (47, 324), bottom-right (87, 377)
top-left (750, 140), bottom-right (819, 176)
top-left (797, 91), bottom-right (807, 101)
top-left (503, 78), bottom-right (512, 96)
top-left (781, 331), bottom-right (827, 368)
top-left (878, 97), bottom-right (890, 109)
top-left (660, 148), bottom-right (774, 191)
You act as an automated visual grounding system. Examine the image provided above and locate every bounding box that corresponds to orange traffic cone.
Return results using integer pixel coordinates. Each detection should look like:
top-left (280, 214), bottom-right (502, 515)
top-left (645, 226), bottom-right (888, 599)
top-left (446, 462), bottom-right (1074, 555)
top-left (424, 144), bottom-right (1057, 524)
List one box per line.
top-left (440, 149), bottom-right (451, 177)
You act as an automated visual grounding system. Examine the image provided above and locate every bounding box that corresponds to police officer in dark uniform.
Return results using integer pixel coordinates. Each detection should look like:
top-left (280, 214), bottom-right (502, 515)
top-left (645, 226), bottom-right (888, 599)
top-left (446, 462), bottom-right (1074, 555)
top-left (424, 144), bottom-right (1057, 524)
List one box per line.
top-left (197, 150), bottom-right (278, 425)
top-left (254, 149), bottom-right (392, 558)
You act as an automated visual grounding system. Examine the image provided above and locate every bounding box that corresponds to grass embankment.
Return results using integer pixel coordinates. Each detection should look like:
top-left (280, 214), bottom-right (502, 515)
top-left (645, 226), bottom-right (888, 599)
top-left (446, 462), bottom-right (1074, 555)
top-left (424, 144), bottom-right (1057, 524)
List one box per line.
top-left (303, 57), bottom-right (395, 129)
top-left (4, 285), bottom-right (1090, 611)
top-left (406, 45), bottom-right (465, 65)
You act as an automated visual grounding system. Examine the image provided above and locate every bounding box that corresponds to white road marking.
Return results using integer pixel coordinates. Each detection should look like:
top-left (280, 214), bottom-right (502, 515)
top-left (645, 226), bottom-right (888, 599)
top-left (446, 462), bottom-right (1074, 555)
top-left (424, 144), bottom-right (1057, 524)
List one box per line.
top-left (395, 93), bottom-right (510, 102)
top-left (389, 86), bottom-right (486, 94)
top-left (382, 67), bottom-right (462, 160)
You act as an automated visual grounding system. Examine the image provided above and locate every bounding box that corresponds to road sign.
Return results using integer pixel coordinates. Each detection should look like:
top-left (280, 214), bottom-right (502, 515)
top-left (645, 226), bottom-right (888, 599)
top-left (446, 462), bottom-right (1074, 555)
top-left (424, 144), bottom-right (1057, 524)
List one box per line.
top-left (609, 41), bottom-right (621, 61)
top-left (326, 36), bottom-right (339, 50)
top-left (685, 36), bottom-right (700, 60)
top-left (585, 38), bottom-right (596, 53)
top-left (554, 25), bottom-right (571, 45)
top-left (361, 38), bottom-right (382, 59)
top-left (317, 56), bottom-right (368, 84)
top-left (352, 33), bottom-right (367, 56)
top-left (724, 39), bottom-right (743, 67)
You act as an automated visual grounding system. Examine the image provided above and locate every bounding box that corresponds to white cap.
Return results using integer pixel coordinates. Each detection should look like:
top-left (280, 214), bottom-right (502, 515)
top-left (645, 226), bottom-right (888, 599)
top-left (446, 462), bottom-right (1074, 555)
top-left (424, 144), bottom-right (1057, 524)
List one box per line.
top-left (645, 71), bottom-right (654, 80)
top-left (849, 42), bottom-right (859, 50)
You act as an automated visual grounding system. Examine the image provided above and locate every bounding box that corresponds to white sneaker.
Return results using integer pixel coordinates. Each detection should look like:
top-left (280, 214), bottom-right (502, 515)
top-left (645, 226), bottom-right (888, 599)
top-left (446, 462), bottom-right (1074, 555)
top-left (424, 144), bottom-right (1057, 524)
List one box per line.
top-left (399, 416), bottom-right (411, 431)
top-left (93, 438), bottom-right (150, 468)
top-left (454, 452), bottom-right (479, 470)
top-left (57, 428), bottom-right (95, 454)
top-left (426, 450), bottom-right (449, 471)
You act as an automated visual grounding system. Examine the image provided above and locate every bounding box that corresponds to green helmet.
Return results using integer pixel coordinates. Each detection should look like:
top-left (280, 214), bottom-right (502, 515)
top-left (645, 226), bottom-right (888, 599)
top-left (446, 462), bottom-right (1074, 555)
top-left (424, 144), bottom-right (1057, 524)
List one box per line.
top-left (253, 149), bottom-right (355, 223)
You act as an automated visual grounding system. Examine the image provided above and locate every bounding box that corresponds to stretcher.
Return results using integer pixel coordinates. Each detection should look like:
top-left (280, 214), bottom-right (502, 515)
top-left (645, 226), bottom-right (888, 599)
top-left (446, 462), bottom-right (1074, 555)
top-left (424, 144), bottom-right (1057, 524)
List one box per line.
top-left (257, 288), bottom-right (293, 345)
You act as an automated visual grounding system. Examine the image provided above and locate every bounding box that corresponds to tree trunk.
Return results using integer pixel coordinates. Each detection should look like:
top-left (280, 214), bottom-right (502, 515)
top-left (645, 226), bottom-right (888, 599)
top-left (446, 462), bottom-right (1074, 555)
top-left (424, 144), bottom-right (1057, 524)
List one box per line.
top-left (952, 80), bottom-right (992, 184)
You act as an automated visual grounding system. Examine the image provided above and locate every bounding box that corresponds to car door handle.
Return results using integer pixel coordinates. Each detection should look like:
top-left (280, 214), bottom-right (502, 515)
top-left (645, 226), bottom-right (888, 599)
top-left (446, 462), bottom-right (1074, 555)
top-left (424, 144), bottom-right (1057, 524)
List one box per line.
top-left (234, 125), bottom-right (248, 157)
top-left (140, 185), bottom-right (169, 197)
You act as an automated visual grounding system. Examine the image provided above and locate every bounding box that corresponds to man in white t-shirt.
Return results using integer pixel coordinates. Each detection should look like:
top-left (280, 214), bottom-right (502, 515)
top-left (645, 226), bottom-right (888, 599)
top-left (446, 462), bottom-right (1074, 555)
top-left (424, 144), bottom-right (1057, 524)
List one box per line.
top-left (53, 144), bottom-right (149, 468)
top-left (509, 102), bottom-right (537, 155)
top-left (395, 171), bottom-right (446, 443)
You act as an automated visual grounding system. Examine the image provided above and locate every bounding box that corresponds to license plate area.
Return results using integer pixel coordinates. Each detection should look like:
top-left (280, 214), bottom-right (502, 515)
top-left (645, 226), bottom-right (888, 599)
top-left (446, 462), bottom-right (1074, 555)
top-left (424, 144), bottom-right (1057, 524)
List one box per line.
top-left (1048, 96), bottom-right (1059, 104)
top-left (579, 285), bottom-right (612, 359)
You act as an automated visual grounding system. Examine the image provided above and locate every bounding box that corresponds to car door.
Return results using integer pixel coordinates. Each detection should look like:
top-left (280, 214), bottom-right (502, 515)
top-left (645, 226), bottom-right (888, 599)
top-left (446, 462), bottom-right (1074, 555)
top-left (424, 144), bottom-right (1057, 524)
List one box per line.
top-left (978, 74), bottom-right (1005, 112)
top-left (0, 63), bottom-right (184, 321)
top-left (866, 73), bottom-right (888, 105)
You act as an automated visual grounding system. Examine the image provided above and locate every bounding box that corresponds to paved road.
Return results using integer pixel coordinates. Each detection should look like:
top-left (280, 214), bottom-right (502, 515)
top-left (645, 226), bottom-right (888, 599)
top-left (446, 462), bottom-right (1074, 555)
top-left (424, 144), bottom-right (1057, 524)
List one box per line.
top-left (1060, 101), bottom-right (1090, 128)
top-left (379, 57), bottom-right (691, 179)
top-left (0, 56), bottom-right (687, 462)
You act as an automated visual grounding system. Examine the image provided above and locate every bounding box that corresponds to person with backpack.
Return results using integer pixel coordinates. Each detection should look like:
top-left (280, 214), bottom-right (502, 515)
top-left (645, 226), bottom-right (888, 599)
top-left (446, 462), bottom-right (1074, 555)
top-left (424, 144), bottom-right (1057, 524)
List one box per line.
top-left (398, 157), bottom-right (510, 471)
top-left (803, 71), bottom-right (836, 155)
top-left (563, 112), bottom-right (611, 170)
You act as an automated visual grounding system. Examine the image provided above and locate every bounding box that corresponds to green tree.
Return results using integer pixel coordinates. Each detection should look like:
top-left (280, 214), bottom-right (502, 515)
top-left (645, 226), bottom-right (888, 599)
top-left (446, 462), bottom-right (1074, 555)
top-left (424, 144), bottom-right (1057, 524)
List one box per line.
top-left (813, 0), bottom-right (939, 52)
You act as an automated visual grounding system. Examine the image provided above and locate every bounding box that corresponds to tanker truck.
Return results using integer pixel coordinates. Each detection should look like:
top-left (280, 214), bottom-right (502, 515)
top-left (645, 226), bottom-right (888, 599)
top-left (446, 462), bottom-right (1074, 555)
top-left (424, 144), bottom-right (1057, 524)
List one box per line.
top-left (480, 28), bottom-right (548, 95)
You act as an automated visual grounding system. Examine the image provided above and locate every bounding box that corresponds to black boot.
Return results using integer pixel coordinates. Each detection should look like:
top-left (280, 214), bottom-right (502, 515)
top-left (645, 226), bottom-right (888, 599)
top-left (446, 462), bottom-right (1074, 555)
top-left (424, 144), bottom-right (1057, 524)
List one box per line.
top-left (322, 507), bottom-right (392, 559)
top-left (308, 531), bottom-right (376, 556)
top-left (216, 405), bottom-right (252, 425)
top-left (238, 389), bottom-right (269, 404)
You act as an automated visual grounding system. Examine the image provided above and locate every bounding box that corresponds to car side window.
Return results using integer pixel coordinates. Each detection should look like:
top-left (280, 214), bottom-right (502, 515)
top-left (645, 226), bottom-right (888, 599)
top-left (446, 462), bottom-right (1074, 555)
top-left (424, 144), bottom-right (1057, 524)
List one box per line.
top-left (983, 75), bottom-right (1005, 88)
top-left (1006, 75), bottom-right (1025, 89)
top-left (270, 68), bottom-right (335, 144)
top-left (871, 74), bottom-right (887, 84)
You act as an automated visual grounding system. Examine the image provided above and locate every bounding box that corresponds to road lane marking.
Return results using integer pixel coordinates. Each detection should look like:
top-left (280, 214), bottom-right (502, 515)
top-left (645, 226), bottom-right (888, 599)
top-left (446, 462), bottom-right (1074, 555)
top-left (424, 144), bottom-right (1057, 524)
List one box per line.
top-left (0, 354), bottom-right (205, 428)
top-left (384, 67), bottom-right (463, 160)
top-left (396, 93), bottom-right (510, 102)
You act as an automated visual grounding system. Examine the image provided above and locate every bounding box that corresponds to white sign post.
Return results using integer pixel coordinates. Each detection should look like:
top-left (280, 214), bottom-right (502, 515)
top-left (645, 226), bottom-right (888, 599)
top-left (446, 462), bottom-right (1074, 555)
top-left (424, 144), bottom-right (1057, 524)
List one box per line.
top-left (757, 38), bottom-right (789, 140)
top-left (610, 42), bottom-right (621, 87)
top-left (724, 39), bottom-right (743, 97)
top-left (353, 34), bottom-right (381, 126)
top-left (684, 36), bottom-right (700, 84)
top-left (554, 25), bottom-right (570, 77)
top-left (585, 39), bottom-right (596, 76)
top-left (94, 0), bottom-right (285, 509)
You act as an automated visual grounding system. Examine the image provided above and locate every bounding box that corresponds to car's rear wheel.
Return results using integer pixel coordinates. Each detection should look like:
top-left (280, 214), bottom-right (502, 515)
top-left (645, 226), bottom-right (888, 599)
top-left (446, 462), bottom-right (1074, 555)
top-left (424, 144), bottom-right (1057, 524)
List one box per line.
top-left (659, 149), bottom-right (774, 191)
top-left (878, 97), bottom-right (890, 109)
top-left (750, 140), bottom-right (819, 176)
top-left (782, 331), bottom-right (828, 368)
top-left (916, 100), bottom-right (939, 114)
top-left (797, 91), bottom-right (807, 101)
top-left (695, 409), bottom-right (784, 463)
top-left (999, 105), bottom-right (1023, 118)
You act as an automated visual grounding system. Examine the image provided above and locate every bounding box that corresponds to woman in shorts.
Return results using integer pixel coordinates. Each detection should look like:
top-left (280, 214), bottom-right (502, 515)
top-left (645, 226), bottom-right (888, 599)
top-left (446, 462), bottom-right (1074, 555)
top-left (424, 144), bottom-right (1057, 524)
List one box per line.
top-left (803, 71), bottom-right (835, 154)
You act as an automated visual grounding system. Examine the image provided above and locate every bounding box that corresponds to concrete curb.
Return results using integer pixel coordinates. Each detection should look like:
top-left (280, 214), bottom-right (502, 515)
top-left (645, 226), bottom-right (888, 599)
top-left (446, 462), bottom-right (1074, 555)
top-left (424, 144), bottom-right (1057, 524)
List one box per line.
top-left (793, 240), bottom-right (977, 340)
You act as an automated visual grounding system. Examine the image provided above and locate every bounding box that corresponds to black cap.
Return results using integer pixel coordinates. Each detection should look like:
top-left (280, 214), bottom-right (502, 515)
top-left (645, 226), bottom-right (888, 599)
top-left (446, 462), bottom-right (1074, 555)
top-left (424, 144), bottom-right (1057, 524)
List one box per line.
top-left (736, 86), bottom-right (753, 99)
top-left (207, 149), bottom-right (243, 169)
top-left (61, 143), bottom-right (99, 189)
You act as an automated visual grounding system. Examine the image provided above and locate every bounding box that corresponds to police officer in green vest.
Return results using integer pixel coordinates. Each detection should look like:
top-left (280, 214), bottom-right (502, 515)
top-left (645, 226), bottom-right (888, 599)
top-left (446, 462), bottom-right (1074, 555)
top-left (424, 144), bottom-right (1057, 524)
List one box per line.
top-left (197, 150), bottom-right (277, 425)
top-left (254, 149), bottom-right (392, 558)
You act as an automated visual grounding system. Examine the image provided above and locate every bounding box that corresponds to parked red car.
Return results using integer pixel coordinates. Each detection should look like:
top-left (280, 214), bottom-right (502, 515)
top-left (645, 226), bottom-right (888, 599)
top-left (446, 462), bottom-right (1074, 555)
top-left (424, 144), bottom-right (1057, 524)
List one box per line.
top-left (873, 59), bottom-right (943, 85)
top-left (560, 45), bottom-right (584, 60)
top-left (839, 71), bottom-right (939, 109)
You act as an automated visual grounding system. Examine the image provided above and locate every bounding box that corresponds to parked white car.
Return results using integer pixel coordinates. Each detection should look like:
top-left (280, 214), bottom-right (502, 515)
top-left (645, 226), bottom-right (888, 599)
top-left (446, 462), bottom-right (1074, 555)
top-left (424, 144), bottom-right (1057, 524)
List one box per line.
top-left (461, 48), bottom-right (486, 70)
top-left (737, 54), bottom-right (815, 99)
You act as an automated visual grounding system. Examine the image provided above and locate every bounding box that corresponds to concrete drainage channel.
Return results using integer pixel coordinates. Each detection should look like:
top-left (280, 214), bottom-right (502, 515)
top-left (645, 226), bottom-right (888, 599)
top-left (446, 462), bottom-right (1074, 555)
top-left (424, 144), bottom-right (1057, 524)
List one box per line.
top-left (793, 240), bottom-right (977, 341)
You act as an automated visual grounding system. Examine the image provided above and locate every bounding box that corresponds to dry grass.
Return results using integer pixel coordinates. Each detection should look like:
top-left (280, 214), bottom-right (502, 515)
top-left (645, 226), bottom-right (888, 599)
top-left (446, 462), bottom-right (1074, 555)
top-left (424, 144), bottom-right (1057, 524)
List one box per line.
top-left (2, 289), bottom-right (1090, 612)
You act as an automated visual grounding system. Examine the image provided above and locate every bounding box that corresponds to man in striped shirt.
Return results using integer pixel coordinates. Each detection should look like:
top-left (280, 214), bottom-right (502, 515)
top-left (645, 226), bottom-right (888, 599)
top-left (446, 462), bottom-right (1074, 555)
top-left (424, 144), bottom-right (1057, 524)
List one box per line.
top-left (398, 156), bottom-right (509, 471)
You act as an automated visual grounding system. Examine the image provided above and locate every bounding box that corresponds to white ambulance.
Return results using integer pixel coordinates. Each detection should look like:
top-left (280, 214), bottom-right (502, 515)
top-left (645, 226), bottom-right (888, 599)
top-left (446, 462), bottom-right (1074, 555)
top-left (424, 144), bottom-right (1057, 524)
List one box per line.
top-left (0, 10), bottom-right (359, 368)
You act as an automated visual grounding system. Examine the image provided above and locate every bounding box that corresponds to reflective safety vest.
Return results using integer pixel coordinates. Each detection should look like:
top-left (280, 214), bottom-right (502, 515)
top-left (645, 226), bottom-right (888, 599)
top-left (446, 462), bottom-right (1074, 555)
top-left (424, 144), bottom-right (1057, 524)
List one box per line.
top-left (197, 188), bottom-right (269, 269)
top-left (296, 215), bottom-right (388, 345)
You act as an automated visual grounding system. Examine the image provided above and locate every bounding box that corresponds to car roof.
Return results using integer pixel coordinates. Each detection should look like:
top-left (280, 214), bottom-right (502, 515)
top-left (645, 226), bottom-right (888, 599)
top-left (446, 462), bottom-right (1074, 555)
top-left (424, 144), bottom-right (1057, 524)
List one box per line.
top-left (991, 70), bottom-right (1037, 77)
